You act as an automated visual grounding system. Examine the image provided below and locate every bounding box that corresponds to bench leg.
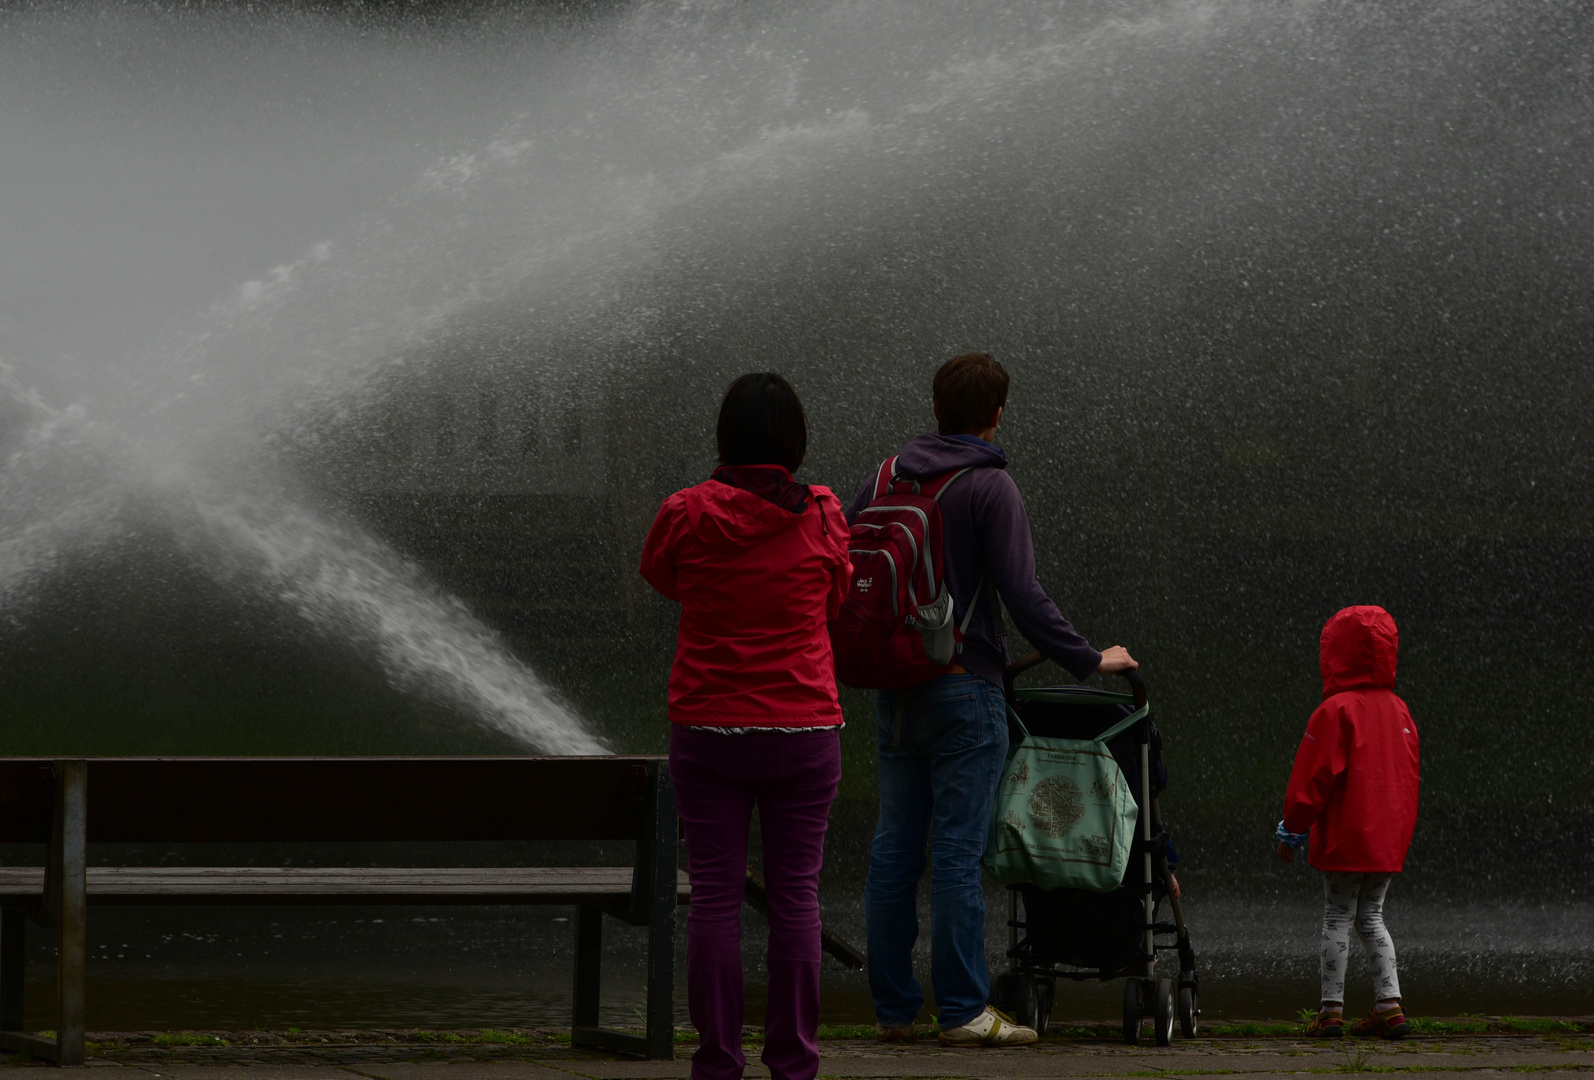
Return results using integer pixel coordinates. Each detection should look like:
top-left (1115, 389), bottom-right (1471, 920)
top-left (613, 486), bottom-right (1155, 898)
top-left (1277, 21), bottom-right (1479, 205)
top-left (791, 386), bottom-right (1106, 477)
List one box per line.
top-left (0, 903), bottom-right (60, 1062)
top-left (571, 762), bottom-right (679, 1062)
top-left (642, 768), bottom-right (678, 1061)
top-left (642, 893), bottom-right (675, 1060)
top-left (572, 905), bottom-right (659, 1057)
top-left (572, 904), bottom-right (602, 1030)
top-left (0, 904), bottom-right (24, 1031)
top-left (54, 760), bottom-right (87, 1067)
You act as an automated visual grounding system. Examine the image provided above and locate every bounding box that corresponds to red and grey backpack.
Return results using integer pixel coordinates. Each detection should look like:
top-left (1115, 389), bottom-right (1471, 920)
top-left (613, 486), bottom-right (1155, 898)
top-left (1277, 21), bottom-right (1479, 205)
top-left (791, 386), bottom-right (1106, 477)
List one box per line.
top-left (829, 456), bottom-right (984, 690)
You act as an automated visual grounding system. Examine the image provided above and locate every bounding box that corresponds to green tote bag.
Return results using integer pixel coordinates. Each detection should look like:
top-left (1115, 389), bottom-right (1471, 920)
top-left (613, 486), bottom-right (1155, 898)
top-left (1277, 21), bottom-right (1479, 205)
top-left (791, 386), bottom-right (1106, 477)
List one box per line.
top-left (984, 699), bottom-right (1148, 892)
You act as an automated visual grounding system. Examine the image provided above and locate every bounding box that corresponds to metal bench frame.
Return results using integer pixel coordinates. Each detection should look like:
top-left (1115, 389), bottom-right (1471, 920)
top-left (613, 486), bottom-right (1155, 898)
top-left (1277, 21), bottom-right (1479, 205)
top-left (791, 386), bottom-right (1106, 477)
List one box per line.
top-left (0, 757), bottom-right (680, 1066)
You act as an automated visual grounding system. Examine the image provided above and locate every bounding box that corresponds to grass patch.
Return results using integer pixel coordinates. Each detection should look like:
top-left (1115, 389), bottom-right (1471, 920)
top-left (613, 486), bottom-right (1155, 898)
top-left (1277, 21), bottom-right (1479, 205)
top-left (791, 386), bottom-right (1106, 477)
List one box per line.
top-left (1409, 1016), bottom-right (1588, 1036)
top-left (1124, 1070), bottom-right (1424, 1078)
top-left (1335, 1045), bottom-right (1384, 1073)
top-left (465, 1031), bottom-right (537, 1045)
top-left (407, 1031), bottom-right (538, 1045)
top-left (1410, 1018), bottom-right (1491, 1035)
top-left (814, 1025), bottom-right (879, 1040)
top-left (1110, 1016), bottom-right (1594, 1041)
top-left (1500, 1018), bottom-right (1584, 1034)
top-left (150, 1033), bottom-right (228, 1047)
top-left (1203, 1022), bottom-right (1301, 1037)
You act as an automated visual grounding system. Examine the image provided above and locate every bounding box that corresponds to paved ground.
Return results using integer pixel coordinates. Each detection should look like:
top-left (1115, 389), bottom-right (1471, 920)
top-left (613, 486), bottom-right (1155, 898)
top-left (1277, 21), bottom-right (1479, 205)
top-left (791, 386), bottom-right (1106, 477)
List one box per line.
top-left (7, 1028), bottom-right (1591, 1079)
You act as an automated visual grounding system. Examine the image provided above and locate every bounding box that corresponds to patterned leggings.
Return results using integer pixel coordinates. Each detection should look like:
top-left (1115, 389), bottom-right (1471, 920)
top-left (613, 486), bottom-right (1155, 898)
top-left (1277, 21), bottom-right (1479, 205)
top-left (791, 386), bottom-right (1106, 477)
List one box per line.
top-left (1321, 872), bottom-right (1401, 1004)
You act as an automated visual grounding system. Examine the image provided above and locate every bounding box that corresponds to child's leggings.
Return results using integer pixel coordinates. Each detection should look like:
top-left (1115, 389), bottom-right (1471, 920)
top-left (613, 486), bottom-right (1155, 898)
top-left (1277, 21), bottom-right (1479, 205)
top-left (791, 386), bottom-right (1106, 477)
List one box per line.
top-left (1321, 872), bottom-right (1401, 1004)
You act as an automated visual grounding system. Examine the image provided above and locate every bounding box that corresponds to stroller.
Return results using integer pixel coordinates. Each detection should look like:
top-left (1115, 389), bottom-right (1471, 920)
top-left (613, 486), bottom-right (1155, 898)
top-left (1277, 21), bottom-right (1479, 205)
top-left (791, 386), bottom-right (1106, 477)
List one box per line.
top-left (988, 656), bottom-right (1199, 1045)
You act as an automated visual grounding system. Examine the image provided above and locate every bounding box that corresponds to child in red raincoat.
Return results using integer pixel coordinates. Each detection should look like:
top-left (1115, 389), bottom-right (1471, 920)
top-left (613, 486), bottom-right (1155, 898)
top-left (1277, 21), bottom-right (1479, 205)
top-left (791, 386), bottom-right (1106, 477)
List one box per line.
top-left (1275, 606), bottom-right (1420, 1039)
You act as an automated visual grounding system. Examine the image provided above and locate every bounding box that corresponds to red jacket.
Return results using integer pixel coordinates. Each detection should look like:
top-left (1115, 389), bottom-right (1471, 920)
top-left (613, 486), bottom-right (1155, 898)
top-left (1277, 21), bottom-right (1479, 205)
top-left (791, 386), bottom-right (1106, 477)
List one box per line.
top-left (1282, 606), bottom-right (1420, 873)
top-left (639, 466), bottom-right (851, 727)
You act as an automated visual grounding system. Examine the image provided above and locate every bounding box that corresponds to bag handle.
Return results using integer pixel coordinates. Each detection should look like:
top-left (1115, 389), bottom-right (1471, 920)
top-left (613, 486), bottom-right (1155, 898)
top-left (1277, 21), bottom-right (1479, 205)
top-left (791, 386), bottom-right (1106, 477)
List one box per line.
top-left (1007, 700), bottom-right (1147, 745)
top-left (1092, 703), bottom-right (1150, 745)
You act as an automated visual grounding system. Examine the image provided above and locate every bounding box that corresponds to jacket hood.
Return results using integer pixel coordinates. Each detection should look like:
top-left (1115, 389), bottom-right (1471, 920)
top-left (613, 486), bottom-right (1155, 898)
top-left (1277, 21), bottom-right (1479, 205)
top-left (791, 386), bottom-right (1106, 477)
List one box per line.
top-left (894, 432), bottom-right (1009, 480)
top-left (1320, 605), bottom-right (1399, 697)
top-left (683, 475), bottom-right (831, 554)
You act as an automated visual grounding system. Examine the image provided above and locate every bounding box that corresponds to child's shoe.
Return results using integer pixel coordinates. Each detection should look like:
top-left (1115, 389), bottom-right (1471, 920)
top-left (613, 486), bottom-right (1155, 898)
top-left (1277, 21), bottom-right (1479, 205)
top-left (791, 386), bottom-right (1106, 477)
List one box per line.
top-left (1305, 1008), bottom-right (1344, 1038)
top-left (1350, 1003), bottom-right (1411, 1040)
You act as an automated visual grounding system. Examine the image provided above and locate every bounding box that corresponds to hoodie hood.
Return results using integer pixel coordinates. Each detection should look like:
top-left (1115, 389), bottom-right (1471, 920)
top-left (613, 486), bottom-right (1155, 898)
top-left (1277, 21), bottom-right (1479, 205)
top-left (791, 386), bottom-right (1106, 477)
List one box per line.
top-left (894, 432), bottom-right (1009, 480)
top-left (685, 474), bottom-right (830, 554)
top-left (712, 464), bottom-right (810, 514)
top-left (1320, 605), bottom-right (1399, 697)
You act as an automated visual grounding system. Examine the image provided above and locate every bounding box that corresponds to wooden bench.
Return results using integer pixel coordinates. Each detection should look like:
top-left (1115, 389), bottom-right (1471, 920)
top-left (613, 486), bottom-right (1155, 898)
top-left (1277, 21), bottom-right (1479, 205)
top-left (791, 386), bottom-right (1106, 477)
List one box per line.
top-left (0, 757), bottom-right (685, 1065)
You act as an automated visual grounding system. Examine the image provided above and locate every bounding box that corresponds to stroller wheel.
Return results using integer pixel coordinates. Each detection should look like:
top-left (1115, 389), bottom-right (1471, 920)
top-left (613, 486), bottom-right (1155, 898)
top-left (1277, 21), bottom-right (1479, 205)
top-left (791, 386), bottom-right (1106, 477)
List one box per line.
top-left (1011, 973), bottom-right (1038, 1028)
top-left (1179, 980), bottom-right (1199, 1039)
top-left (1034, 977), bottom-right (1055, 1037)
top-left (1154, 978), bottom-right (1175, 1047)
top-left (1122, 979), bottom-right (1142, 1044)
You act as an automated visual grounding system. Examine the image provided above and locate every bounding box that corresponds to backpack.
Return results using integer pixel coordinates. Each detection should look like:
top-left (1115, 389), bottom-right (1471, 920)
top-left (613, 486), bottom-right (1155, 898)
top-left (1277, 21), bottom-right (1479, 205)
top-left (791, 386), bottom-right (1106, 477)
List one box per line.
top-left (830, 456), bottom-right (983, 690)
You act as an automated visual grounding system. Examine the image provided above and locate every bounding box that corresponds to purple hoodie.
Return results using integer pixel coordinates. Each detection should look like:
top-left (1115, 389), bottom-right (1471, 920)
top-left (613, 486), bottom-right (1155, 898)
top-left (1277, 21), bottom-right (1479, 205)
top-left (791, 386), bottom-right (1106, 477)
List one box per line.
top-left (845, 433), bottom-right (1102, 690)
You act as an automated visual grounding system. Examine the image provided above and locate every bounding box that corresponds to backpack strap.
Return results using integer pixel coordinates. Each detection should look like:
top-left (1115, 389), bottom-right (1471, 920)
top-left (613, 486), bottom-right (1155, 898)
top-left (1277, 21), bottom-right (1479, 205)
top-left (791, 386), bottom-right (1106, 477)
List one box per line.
top-left (880, 459), bottom-right (975, 500)
top-left (952, 574), bottom-right (989, 655)
top-left (922, 466), bottom-right (973, 501)
top-left (958, 575), bottom-right (987, 635)
top-left (873, 456), bottom-right (898, 499)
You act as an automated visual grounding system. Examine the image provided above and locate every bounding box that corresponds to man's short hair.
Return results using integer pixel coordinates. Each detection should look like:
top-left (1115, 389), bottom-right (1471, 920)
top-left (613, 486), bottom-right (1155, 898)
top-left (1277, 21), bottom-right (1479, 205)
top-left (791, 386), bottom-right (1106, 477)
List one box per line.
top-left (934, 353), bottom-right (1010, 436)
top-left (716, 372), bottom-right (808, 472)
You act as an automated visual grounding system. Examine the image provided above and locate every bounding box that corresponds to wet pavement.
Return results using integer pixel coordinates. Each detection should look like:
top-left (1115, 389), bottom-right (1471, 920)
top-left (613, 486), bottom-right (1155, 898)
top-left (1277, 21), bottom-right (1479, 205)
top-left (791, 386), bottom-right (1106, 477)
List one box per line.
top-left (9, 1027), bottom-right (1590, 1078)
top-left (19, 898), bottom-right (1593, 1030)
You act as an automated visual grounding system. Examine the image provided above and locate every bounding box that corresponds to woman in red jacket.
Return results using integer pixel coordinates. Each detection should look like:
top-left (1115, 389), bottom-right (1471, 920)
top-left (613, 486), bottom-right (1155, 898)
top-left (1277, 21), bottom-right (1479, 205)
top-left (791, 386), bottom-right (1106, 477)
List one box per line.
top-left (640, 373), bottom-right (850, 1080)
top-left (1275, 605), bottom-right (1420, 1040)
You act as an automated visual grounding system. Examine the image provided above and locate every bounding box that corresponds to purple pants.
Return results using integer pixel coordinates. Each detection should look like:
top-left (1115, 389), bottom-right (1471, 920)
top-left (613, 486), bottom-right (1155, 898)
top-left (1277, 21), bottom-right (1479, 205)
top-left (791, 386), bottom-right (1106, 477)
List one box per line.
top-left (668, 725), bottom-right (841, 1080)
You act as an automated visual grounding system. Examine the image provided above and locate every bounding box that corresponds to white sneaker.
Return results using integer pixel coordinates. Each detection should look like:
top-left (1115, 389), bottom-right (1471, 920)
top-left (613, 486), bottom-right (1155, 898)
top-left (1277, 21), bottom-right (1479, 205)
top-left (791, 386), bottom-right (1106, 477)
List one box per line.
top-left (937, 1006), bottom-right (1039, 1047)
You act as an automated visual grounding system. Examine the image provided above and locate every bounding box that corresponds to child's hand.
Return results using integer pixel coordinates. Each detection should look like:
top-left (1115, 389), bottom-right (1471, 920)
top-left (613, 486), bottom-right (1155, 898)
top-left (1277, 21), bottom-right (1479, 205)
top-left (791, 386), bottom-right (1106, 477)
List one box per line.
top-left (1273, 821), bottom-right (1308, 861)
top-left (1168, 872), bottom-right (1182, 898)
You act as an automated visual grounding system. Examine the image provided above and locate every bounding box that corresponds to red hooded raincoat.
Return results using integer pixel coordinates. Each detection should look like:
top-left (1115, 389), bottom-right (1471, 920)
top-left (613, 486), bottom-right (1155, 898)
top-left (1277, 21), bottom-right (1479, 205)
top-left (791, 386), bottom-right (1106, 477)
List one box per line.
top-left (1282, 605), bottom-right (1420, 873)
top-left (639, 467), bottom-right (851, 728)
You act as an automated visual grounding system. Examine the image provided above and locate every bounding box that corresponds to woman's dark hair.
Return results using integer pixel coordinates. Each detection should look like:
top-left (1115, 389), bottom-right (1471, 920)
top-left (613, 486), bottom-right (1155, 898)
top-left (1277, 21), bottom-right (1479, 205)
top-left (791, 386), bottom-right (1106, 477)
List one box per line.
top-left (716, 372), bottom-right (807, 472)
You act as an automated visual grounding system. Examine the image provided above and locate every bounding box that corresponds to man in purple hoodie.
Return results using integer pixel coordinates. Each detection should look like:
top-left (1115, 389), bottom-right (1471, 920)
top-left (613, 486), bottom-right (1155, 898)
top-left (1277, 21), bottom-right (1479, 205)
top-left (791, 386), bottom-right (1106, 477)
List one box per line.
top-left (846, 353), bottom-right (1138, 1048)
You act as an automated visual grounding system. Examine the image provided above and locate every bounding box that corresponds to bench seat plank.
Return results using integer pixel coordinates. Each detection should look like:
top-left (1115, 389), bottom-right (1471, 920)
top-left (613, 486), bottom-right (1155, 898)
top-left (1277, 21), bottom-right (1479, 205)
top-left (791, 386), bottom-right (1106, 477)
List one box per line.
top-left (0, 866), bottom-right (691, 905)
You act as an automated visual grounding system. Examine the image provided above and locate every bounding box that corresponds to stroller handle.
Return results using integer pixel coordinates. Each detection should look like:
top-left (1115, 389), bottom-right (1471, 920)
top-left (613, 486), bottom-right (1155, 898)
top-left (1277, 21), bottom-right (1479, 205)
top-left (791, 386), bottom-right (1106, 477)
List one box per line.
top-left (1120, 666), bottom-right (1148, 709)
top-left (1002, 650), bottom-right (1149, 710)
top-left (1002, 650), bottom-right (1046, 697)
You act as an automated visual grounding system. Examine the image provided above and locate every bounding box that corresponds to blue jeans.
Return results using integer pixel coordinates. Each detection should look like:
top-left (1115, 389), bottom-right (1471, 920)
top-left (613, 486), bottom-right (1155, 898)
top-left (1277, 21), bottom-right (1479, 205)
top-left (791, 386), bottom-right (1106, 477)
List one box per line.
top-left (865, 674), bottom-right (1009, 1030)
